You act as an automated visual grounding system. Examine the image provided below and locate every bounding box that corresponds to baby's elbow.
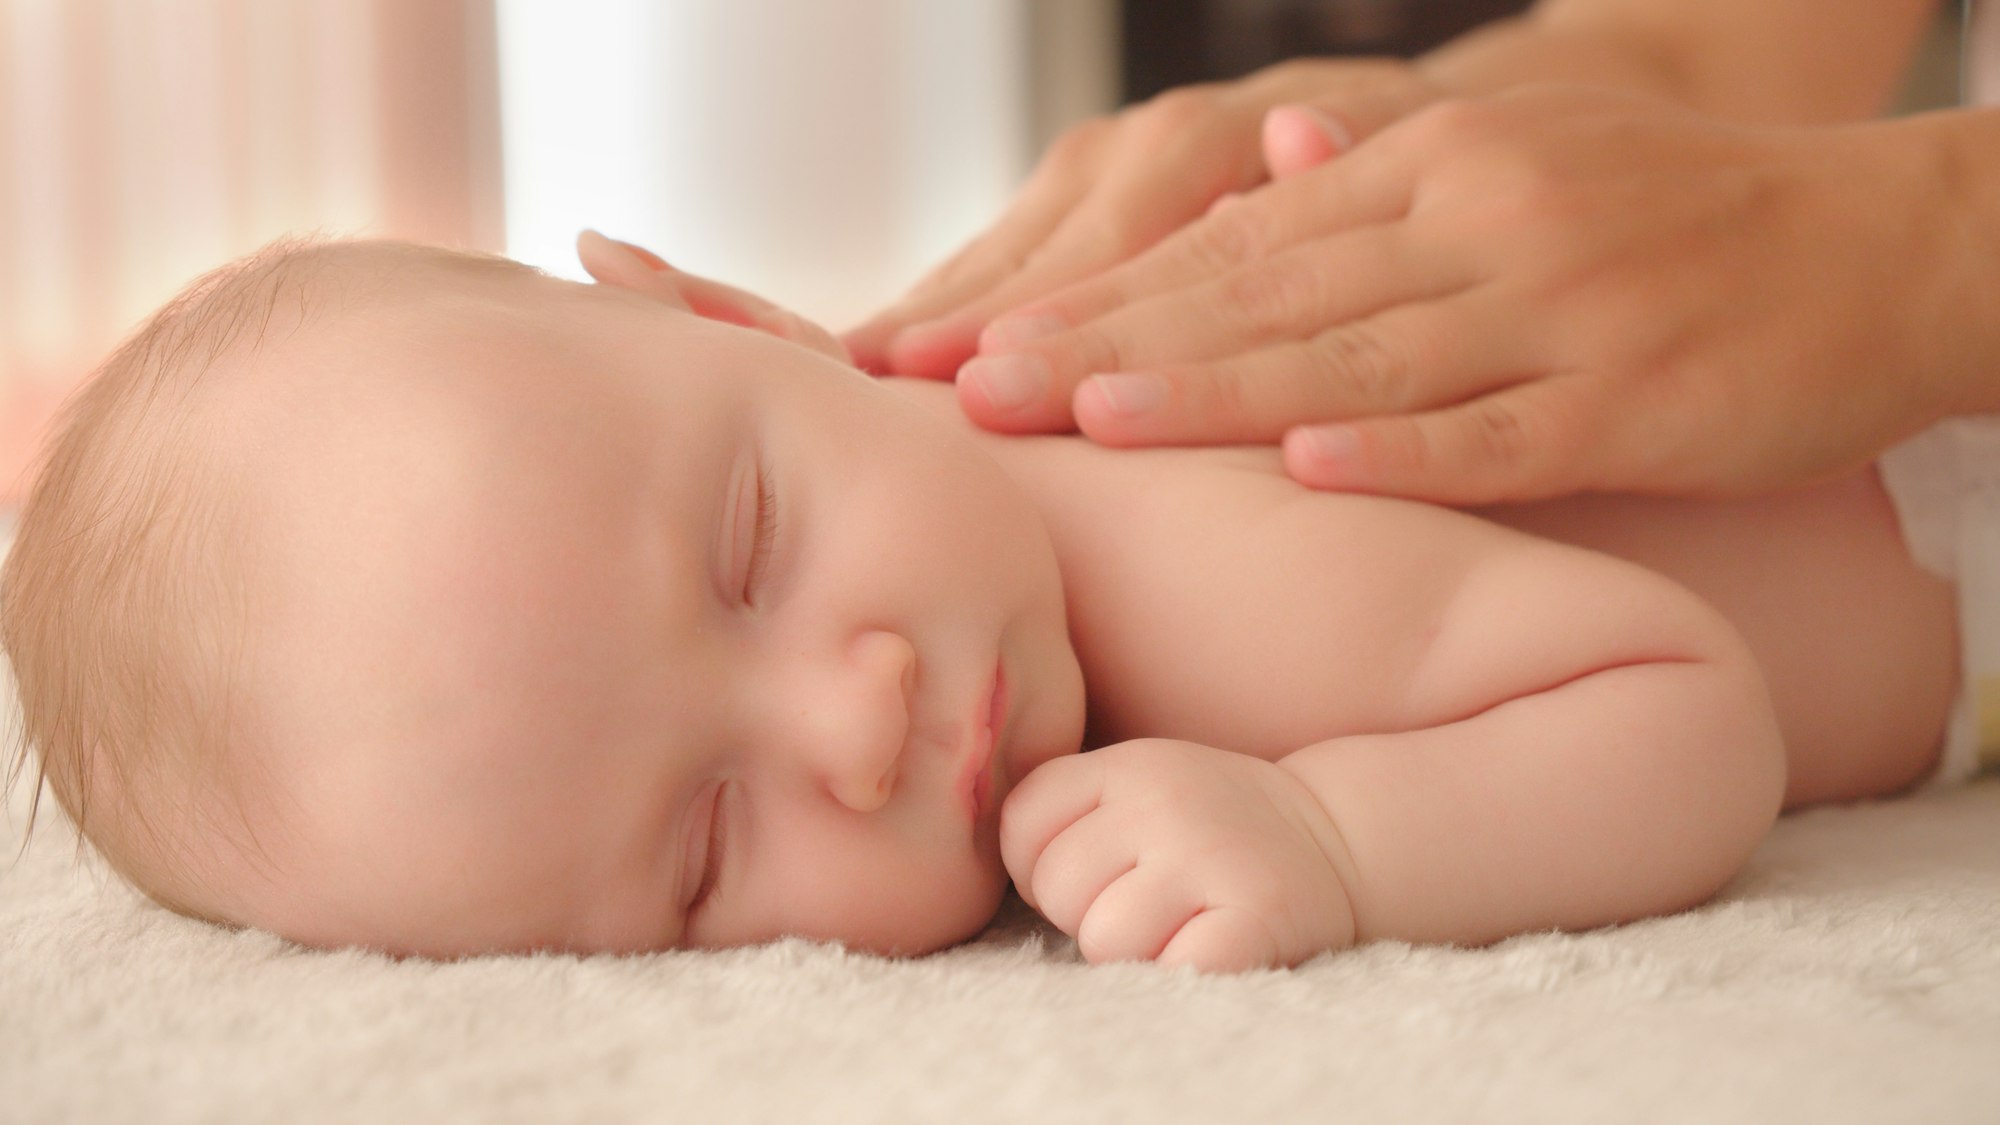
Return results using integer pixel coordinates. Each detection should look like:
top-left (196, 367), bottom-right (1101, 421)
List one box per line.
top-left (1670, 621), bottom-right (1789, 904)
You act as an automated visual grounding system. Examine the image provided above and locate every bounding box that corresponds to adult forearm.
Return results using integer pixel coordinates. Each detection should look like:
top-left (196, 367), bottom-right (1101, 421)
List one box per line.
top-left (1909, 106), bottom-right (2000, 417)
top-left (1415, 15), bottom-right (1690, 108)
top-left (1416, 0), bottom-right (1936, 123)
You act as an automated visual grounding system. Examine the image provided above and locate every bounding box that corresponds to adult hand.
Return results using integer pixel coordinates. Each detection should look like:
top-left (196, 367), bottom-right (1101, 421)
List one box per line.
top-left (843, 58), bottom-right (1443, 378)
top-left (576, 230), bottom-right (851, 363)
top-left (956, 85), bottom-right (1971, 504)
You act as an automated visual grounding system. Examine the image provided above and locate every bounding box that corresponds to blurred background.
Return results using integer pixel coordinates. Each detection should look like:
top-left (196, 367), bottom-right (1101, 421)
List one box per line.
top-left (0, 0), bottom-right (1970, 509)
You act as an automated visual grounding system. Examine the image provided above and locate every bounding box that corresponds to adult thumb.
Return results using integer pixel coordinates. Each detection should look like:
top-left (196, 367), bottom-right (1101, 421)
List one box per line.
top-left (1261, 81), bottom-right (1439, 178)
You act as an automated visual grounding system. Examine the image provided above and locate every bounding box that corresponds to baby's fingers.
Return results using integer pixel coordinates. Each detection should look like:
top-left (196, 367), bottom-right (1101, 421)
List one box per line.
top-left (999, 755), bottom-right (1108, 916)
top-left (1015, 811), bottom-right (1137, 939)
top-left (1156, 906), bottom-right (1285, 973)
top-left (1074, 865), bottom-right (1205, 965)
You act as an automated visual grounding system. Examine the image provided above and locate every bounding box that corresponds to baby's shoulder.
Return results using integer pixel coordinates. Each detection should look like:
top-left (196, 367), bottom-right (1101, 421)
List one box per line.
top-left (880, 374), bottom-right (1513, 551)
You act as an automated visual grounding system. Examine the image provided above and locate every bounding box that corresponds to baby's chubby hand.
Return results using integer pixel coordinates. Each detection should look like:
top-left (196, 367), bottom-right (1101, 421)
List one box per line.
top-left (1000, 740), bottom-right (1358, 972)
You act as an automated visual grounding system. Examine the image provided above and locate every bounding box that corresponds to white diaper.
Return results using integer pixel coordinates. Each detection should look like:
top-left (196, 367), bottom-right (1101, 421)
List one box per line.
top-left (1876, 414), bottom-right (2000, 787)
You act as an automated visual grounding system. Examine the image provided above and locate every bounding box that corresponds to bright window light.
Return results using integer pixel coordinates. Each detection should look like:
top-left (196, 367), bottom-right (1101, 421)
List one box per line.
top-left (495, 0), bottom-right (1028, 327)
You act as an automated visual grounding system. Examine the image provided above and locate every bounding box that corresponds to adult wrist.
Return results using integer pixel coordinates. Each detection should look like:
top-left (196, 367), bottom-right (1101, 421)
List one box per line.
top-left (1413, 15), bottom-right (1694, 106)
top-left (1901, 108), bottom-right (2000, 417)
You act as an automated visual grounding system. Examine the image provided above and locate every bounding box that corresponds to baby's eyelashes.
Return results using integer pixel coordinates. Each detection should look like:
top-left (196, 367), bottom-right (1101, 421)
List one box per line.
top-left (744, 467), bottom-right (778, 606)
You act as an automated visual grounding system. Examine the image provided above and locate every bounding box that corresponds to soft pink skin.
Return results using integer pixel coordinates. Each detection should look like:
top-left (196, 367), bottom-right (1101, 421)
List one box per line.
top-left (212, 267), bottom-right (1086, 958)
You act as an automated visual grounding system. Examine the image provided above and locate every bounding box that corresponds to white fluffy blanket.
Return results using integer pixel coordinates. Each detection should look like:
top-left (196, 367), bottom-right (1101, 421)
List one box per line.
top-left (5, 526), bottom-right (2000, 1123)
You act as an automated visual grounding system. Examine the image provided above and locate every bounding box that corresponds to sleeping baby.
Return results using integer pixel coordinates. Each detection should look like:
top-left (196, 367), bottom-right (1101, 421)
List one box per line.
top-left (0, 233), bottom-right (1968, 970)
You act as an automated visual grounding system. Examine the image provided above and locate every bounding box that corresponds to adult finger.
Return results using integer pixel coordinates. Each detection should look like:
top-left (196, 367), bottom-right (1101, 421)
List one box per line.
top-left (842, 119), bottom-right (1113, 372)
top-left (576, 229), bottom-right (694, 312)
top-left (670, 272), bottom-right (851, 362)
top-left (579, 232), bottom-right (852, 362)
top-left (1072, 292), bottom-right (1524, 446)
top-left (957, 225), bottom-right (1472, 434)
top-left (1281, 373), bottom-right (1603, 505)
top-left (975, 150), bottom-right (1415, 357)
top-left (880, 125), bottom-right (1269, 379)
top-left (1260, 74), bottom-right (1438, 179)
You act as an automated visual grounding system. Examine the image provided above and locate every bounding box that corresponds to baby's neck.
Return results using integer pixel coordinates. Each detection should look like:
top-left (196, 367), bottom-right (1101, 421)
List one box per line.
top-left (876, 377), bottom-right (1124, 539)
top-left (877, 377), bottom-right (1291, 750)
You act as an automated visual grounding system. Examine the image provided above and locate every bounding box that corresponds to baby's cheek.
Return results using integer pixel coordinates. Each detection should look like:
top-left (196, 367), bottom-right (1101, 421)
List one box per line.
top-left (699, 830), bottom-right (1003, 954)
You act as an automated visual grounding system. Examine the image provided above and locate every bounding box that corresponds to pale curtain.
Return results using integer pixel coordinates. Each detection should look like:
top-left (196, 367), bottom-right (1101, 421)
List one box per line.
top-left (0, 0), bottom-right (502, 505)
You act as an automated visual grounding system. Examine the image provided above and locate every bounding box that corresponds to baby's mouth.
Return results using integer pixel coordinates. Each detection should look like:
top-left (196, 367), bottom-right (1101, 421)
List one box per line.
top-left (960, 662), bottom-right (1007, 825)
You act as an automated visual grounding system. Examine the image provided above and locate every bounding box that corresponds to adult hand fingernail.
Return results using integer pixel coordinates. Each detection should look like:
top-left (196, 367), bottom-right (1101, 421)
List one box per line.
top-left (612, 236), bottom-right (671, 270)
top-left (962, 354), bottom-right (1051, 413)
top-left (980, 313), bottom-right (1067, 352)
top-left (890, 319), bottom-right (954, 356)
top-left (1292, 423), bottom-right (1359, 464)
top-left (1084, 373), bottom-right (1166, 417)
top-left (1300, 106), bottom-right (1354, 152)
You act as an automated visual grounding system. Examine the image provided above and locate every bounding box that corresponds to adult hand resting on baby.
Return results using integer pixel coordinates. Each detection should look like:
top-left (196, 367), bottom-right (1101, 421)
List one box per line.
top-left (576, 229), bottom-right (852, 363)
top-left (843, 58), bottom-right (1443, 377)
top-left (871, 84), bottom-right (1997, 505)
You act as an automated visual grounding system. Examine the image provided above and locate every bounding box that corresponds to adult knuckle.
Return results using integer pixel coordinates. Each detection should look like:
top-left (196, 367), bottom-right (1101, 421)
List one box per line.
top-left (1050, 216), bottom-right (1148, 268)
top-left (1465, 397), bottom-right (1537, 470)
top-left (1404, 96), bottom-right (1491, 146)
top-left (1043, 116), bottom-right (1114, 171)
top-left (1185, 201), bottom-right (1268, 272)
top-left (1064, 324), bottom-right (1135, 377)
top-left (1131, 87), bottom-right (1219, 141)
top-left (1306, 324), bottom-right (1407, 408)
top-left (1494, 163), bottom-right (1584, 233)
top-left (1195, 365), bottom-right (1262, 425)
top-left (1221, 260), bottom-right (1318, 335)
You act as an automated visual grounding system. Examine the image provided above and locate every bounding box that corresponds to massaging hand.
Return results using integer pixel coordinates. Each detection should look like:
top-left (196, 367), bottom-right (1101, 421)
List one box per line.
top-left (843, 58), bottom-right (1443, 377)
top-left (954, 85), bottom-right (1972, 504)
top-left (576, 230), bottom-right (851, 362)
top-left (1000, 739), bottom-right (1357, 972)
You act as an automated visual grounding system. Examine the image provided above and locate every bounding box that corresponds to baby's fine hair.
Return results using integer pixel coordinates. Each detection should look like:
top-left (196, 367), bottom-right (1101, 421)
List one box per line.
top-left (0, 236), bottom-right (536, 917)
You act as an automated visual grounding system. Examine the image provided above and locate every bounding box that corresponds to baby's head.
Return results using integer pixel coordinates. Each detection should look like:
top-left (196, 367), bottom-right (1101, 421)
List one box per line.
top-left (1, 237), bottom-right (1085, 958)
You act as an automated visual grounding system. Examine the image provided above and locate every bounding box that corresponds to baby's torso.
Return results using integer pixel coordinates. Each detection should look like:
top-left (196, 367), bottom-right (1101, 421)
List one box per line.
top-left (888, 381), bottom-right (1957, 802)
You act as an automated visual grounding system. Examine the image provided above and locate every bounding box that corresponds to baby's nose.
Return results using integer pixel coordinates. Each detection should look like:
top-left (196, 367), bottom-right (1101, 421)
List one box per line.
top-left (818, 630), bottom-right (915, 813)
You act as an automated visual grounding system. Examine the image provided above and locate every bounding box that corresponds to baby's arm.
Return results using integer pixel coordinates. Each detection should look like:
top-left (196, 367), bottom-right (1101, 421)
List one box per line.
top-left (1003, 534), bottom-right (1787, 968)
top-left (1277, 539), bottom-right (1786, 947)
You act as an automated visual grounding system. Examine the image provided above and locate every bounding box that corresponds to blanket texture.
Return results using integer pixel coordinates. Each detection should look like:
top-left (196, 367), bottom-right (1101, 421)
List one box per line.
top-left (4, 526), bottom-right (1999, 1124)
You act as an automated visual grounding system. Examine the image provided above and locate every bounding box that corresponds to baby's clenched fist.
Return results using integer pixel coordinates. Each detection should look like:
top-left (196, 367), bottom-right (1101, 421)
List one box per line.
top-left (999, 739), bottom-right (1358, 971)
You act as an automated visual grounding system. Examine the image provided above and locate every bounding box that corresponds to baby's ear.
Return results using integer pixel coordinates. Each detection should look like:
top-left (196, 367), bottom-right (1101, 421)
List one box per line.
top-left (575, 230), bottom-right (852, 363)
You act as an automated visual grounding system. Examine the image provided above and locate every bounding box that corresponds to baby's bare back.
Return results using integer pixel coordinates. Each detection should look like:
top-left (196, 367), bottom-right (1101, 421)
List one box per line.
top-left (1479, 481), bottom-right (1956, 805)
top-left (896, 381), bottom-right (1956, 809)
